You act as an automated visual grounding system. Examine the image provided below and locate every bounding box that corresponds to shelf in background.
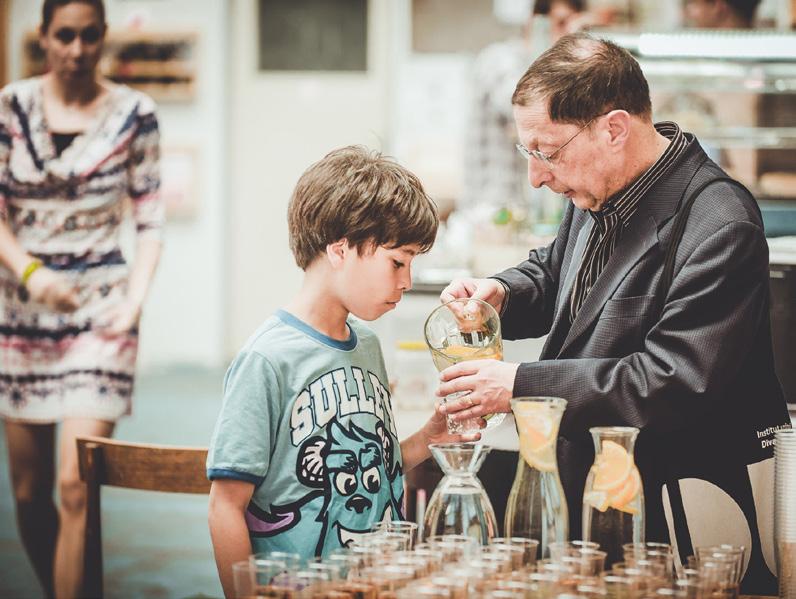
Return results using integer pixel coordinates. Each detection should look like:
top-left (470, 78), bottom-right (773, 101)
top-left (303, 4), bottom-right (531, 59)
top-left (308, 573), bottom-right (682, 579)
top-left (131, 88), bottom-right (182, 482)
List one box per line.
top-left (604, 30), bottom-right (796, 94)
top-left (696, 127), bottom-right (796, 149)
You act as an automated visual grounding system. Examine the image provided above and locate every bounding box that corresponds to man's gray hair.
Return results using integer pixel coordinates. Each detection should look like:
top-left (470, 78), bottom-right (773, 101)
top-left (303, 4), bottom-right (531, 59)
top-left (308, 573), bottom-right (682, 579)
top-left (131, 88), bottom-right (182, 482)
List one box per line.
top-left (512, 33), bottom-right (652, 126)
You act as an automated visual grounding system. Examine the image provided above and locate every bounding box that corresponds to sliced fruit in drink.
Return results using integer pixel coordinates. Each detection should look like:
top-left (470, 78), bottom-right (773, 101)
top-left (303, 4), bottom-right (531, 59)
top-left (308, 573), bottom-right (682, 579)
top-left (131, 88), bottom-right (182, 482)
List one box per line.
top-left (520, 442), bottom-right (556, 472)
top-left (593, 440), bottom-right (633, 492)
top-left (584, 488), bottom-right (610, 512)
top-left (514, 403), bottom-right (558, 472)
top-left (609, 467), bottom-right (640, 510)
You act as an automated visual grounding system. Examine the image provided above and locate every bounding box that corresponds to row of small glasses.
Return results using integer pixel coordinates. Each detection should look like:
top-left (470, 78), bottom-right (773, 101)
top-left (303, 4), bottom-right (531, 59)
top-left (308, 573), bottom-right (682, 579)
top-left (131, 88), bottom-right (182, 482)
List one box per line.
top-left (232, 533), bottom-right (744, 599)
top-left (233, 538), bottom-right (601, 598)
top-left (233, 534), bottom-right (534, 598)
top-left (233, 524), bottom-right (422, 598)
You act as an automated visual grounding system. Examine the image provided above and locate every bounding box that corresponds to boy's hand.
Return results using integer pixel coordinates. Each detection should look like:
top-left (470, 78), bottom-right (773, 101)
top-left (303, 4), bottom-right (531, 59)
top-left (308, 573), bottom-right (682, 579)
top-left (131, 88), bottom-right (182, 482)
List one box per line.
top-left (422, 401), bottom-right (484, 444)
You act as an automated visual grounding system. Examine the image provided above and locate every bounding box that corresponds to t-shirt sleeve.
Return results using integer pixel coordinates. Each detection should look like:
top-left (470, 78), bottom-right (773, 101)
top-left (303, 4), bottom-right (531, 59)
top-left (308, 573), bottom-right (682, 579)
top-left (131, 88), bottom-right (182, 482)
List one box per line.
top-left (206, 349), bottom-right (281, 485)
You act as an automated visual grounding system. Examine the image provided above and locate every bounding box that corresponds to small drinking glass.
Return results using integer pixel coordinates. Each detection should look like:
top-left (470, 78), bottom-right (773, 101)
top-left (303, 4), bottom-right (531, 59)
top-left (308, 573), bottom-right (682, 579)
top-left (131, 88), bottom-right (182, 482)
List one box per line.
top-left (601, 573), bottom-right (636, 599)
top-left (695, 544), bottom-right (745, 584)
top-left (327, 548), bottom-right (362, 579)
top-left (491, 536), bottom-right (540, 568)
top-left (428, 534), bottom-right (480, 559)
top-left (556, 548), bottom-right (608, 576)
top-left (549, 540), bottom-right (600, 561)
top-left (306, 561), bottom-right (343, 581)
top-left (397, 581), bottom-right (451, 599)
top-left (485, 542), bottom-right (525, 570)
top-left (259, 550), bottom-right (302, 571)
top-left (429, 575), bottom-right (469, 599)
top-left (246, 557), bottom-right (290, 580)
top-left (232, 561), bottom-right (257, 599)
top-left (373, 521), bottom-right (420, 549)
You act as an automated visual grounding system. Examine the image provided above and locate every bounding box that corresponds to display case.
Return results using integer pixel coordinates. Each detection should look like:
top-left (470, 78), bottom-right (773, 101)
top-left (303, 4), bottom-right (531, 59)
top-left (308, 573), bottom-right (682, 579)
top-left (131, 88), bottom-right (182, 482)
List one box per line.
top-left (608, 30), bottom-right (796, 237)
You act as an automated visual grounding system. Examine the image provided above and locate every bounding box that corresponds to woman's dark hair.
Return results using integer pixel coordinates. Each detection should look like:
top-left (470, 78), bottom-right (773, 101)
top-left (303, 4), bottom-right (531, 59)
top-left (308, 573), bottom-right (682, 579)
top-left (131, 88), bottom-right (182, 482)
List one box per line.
top-left (41, 0), bottom-right (106, 33)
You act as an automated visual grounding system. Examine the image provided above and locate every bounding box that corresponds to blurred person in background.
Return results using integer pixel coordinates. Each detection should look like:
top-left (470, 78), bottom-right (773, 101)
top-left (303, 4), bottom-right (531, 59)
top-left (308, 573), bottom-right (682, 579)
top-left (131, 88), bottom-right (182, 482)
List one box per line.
top-left (462, 0), bottom-right (589, 211)
top-left (683, 0), bottom-right (761, 28)
top-left (0, 1), bottom-right (163, 596)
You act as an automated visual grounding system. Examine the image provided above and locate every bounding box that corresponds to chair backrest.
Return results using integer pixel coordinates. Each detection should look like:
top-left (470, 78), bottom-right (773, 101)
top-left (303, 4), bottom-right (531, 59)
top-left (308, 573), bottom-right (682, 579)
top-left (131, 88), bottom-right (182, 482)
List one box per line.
top-left (76, 435), bottom-right (210, 598)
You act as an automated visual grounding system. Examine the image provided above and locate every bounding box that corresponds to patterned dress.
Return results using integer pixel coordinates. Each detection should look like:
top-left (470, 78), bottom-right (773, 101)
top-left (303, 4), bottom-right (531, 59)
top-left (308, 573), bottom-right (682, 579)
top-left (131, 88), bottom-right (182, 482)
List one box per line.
top-left (0, 77), bottom-right (163, 423)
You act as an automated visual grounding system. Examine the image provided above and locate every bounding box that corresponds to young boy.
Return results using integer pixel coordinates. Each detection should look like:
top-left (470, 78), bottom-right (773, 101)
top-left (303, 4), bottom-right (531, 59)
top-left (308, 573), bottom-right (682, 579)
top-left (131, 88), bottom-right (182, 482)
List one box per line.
top-left (207, 146), bottom-right (479, 597)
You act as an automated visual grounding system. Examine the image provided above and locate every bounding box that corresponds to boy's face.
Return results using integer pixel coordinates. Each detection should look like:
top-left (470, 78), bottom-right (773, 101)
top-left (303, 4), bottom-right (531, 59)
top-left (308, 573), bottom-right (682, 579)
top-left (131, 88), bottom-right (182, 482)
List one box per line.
top-left (338, 243), bottom-right (421, 321)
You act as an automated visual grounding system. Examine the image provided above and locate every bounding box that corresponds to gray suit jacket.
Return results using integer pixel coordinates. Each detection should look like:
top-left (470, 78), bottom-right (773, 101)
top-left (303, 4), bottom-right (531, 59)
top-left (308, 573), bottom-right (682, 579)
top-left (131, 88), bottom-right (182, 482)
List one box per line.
top-left (494, 135), bottom-right (789, 591)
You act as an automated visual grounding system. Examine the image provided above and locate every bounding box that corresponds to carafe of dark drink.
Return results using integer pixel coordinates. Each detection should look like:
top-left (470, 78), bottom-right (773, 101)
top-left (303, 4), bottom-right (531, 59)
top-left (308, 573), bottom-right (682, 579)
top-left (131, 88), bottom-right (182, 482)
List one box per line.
top-left (582, 426), bottom-right (645, 566)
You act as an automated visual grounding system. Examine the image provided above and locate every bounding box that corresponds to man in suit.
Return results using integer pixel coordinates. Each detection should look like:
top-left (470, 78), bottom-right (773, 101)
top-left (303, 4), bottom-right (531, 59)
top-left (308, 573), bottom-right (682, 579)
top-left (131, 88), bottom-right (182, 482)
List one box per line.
top-left (438, 33), bottom-right (789, 593)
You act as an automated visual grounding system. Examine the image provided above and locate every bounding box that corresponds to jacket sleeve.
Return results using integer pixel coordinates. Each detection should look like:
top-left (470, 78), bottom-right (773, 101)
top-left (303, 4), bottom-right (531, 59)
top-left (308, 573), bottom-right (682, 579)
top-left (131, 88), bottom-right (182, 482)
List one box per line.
top-left (513, 218), bottom-right (771, 436)
top-left (492, 202), bottom-right (574, 339)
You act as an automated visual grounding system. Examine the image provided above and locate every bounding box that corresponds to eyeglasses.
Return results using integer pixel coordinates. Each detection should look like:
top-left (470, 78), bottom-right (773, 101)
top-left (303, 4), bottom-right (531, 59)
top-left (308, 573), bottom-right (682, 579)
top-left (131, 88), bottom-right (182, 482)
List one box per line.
top-left (53, 26), bottom-right (104, 45)
top-left (516, 115), bottom-right (600, 168)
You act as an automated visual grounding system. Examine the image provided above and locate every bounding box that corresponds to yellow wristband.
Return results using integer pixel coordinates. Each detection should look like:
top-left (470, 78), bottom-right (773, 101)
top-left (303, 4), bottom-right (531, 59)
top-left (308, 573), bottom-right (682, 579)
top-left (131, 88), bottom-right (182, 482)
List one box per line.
top-left (20, 259), bottom-right (43, 288)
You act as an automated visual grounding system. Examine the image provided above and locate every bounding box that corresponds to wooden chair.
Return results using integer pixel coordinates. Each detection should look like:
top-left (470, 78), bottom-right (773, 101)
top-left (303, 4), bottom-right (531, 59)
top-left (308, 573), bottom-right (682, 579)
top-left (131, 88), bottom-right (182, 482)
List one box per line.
top-left (76, 435), bottom-right (211, 598)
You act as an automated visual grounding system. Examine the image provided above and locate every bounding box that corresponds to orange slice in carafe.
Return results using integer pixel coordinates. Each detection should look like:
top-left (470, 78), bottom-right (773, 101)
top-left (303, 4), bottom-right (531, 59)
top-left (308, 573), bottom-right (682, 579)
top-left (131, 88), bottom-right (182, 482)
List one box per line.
top-left (609, 468), bottom-right (641, 510)
top-left (593, 440), bottom-right (633, 492)
top-left (514, 404), bottom-right (558, 472)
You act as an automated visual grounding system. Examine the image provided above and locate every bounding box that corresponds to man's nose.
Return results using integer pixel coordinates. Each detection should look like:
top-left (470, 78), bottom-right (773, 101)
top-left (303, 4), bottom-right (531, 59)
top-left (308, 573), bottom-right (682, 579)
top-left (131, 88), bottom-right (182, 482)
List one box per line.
top-left (527, 158), bottom-right (552, 189)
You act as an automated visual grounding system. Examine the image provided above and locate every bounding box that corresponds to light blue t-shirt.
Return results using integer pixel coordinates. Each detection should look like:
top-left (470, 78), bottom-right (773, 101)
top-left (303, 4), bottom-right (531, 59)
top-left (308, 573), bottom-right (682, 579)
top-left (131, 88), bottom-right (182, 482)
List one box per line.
top-left (207, 310), bottom-right (404, 559)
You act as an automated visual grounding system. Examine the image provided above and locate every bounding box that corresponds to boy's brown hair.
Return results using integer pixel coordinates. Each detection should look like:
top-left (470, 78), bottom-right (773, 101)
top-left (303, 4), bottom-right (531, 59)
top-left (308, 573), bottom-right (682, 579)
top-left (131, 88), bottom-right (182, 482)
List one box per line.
top-left (288, 146), bottom-right (438, 270)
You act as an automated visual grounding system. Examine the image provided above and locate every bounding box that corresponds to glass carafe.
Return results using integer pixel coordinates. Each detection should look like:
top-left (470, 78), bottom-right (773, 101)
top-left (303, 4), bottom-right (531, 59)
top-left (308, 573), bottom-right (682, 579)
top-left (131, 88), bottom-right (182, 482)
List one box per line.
top-left (422, 443), bottom-right (498, 545)
top-left (582, 426), bottom-right (645, 567)
top-left (505, 397), bottom-right (569, 558)
top-left (424, 298), bottom-right (505, 433)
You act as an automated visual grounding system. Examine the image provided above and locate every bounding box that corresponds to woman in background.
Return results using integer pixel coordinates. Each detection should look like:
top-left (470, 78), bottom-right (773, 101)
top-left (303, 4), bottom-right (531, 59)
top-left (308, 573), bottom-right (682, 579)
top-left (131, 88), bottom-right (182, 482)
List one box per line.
top-left (0, 1), bottom-right (163, 596)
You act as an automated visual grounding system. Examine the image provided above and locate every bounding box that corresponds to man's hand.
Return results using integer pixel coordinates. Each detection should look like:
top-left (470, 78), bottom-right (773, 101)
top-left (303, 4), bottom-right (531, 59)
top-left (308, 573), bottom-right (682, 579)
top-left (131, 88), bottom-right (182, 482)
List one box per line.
top-left (437, 359), bottom-right (519, 421)
top-left (26, 267), bottom-right (80, 312)
top-left (421, 401), bottom-right (483, 444)
top-left (440, 277), bottom-right (506, 313)
top-left (96, 300), bottom-right (142, 337)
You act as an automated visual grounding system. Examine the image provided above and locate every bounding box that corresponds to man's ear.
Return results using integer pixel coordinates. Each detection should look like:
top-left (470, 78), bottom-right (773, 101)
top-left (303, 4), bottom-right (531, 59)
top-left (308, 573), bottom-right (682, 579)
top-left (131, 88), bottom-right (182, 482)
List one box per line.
top-left (326, 239), bottom-right (349, 269)
top-left (603, 110), bottom-right (631, 149)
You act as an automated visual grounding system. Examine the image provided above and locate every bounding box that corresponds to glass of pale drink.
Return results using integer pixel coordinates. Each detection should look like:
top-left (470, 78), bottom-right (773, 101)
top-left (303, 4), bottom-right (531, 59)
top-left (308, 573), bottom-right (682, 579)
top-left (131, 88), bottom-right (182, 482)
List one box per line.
top-left (423, 298), bottom-right (505, 433)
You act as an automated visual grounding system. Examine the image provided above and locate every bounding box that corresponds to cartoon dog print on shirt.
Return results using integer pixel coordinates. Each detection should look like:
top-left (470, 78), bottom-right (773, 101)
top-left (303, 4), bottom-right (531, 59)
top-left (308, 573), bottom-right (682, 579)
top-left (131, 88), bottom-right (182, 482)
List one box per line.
top-left (245, 419), bottom-right (404, 556)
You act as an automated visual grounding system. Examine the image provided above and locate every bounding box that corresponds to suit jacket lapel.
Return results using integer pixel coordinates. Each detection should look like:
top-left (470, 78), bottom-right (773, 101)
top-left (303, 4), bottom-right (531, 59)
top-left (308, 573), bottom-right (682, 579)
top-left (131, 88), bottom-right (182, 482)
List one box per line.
top-left (554, 136), bottom-right (709, 358)
top-left (556, 213), bottom-right (659, 357)
top-left (542, 215), bottom-right (593, 358)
